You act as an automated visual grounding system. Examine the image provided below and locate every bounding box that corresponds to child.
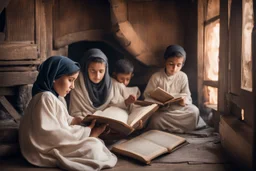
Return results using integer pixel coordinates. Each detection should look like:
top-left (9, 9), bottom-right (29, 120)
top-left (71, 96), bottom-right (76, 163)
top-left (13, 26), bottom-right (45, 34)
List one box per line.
top-left (144, 45), bottom-right (206, 133)
top-left (19, 56), bottom-right (117, 171)
top-left (112, 58), bottom-right (134, 86)
top-left (69, 49), bottom-right (140, 117)
top-left (112, 58), bottom-right (140, 107)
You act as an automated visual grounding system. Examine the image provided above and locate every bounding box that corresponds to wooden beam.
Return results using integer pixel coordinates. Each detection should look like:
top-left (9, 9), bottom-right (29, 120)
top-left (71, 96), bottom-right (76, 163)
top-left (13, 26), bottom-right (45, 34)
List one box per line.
top-left (0, 87), bottom-right (15, 96)
top-left (0, 96), bottom-right (21, 122)
top-left (218, 0), bottom-right (229, 114)
top-left (0, 66), bottom-right (37, 72)
top-left (203, 80), bottom-right (218, 87)
top-left (39, 0), bottom-right (47, 62)
top-left (252, 1), bottom-right (256, 168)
top-left (44, 0), bottom-right (54, 57)
top-left (204, 15), bottom-right (220, 25)
top-left (0, 71), bottom-right (38, 87)
top-left (0, 43), bottom-right (38, 60)
top-left (5, 0), bottom-right (35, 41)
top-left (197, 0), bottom-right (205, 109)
top-left (0, 60), bottom-right (40, 65)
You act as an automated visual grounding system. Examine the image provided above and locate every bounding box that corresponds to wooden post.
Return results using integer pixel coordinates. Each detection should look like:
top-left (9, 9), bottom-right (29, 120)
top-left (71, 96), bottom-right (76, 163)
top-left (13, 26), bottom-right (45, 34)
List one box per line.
top-left (252, 0), bottom-right (256, 169)
top-left (197, 0), bottom-right (205, 110)
top-left (218, 0), bottom-right (229, 114)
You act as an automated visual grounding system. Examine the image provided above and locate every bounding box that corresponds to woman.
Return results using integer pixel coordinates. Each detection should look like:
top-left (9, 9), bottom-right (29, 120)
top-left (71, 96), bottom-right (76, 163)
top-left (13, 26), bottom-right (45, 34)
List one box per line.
top-left (19, 56), bottom-right (117, 171)
top-left (69, 48), bottom-right (140, 117)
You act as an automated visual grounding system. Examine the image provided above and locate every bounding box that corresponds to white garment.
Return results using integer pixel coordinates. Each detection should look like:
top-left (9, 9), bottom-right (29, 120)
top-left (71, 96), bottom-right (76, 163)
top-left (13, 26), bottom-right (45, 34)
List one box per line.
top-left (69, 72), bottom-right (141, 117)
top-left (144, 69), bottom-right (206, 133)
top-left (19, 92), bottom-right (117, 171)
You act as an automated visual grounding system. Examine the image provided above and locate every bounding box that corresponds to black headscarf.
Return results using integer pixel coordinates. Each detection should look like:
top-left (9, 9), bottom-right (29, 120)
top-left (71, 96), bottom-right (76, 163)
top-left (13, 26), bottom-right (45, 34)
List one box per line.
top-left (32, 56), bottom-right (80, 97)
top-left (164, 45), bottom-right (186, 63)
top-left (81, 48), bottom-right (112, 108)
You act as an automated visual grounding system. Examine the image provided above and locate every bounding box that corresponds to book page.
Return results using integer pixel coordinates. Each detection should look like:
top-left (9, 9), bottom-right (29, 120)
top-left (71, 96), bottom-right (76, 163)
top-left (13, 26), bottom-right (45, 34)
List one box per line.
top-left (112, 137), bottom-right (168, 164)
top-left (141, 130), bottom-right (186, 151)
top-left (124, 86), bottom-right (141, 98)
top-left (150, 87), bottom-right (174, 103)
top-left (127, 104), bottom-right (158, 127)
top-left (94, 106), bottom-right (129, 124)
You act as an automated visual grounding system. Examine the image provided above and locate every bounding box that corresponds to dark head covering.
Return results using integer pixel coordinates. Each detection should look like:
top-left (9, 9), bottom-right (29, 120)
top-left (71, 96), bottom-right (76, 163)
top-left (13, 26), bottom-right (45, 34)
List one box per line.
top-left (81, 48), bottom-right (112, 108)
top-left (32, 56), bottom-right (80, 97)
top-left (164, 45), bottom-right (186, 63)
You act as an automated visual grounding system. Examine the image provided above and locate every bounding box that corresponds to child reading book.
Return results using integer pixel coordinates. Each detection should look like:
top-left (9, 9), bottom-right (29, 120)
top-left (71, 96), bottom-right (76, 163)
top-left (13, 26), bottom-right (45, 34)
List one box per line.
top-left (69, 49), bottom-right (138, 116)
top-left (144, 45), bottom-right (206, 133)
top-left (69, 49), bottom-right (141, 130)
top-left (19, 56), bottom-right (117, 171)
top-left (112, 58), bottom-right (140, 108)
top-left (112, 58), bottom-right (134, 87)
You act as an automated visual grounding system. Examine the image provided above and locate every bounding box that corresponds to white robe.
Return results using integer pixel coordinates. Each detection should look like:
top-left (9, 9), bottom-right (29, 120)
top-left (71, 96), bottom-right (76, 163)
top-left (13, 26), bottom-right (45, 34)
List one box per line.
top-left (144, 69), bottom-right (206, 133)
top-left (69, 72), bottom-right (141, 117)
top-left (19, 92), bottom-right (117, 171)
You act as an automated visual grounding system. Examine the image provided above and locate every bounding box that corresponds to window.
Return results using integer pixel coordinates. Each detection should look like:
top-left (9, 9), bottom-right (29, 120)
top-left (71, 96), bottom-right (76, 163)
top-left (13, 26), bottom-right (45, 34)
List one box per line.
top-left (203, 0), bottom-right (220, 107)
top-left (241, 0), bottom-right (253, 91)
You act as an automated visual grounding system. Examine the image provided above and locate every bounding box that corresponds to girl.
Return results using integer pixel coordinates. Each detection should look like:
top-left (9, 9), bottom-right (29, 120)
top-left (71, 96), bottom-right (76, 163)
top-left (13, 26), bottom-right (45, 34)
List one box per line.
top-left (69, 48), bottom-right (140, 117)
top-left (19, 56), bottom-right (117, 171)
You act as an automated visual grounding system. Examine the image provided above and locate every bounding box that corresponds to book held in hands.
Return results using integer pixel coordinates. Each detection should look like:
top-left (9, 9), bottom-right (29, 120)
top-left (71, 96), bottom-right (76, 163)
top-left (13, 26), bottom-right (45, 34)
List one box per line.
top-left (142, 87), bottom-right (186, 106)
top-left (111, 130), bottom-right (187, 164)
top-left (82, 104), bottom-right (158, 135)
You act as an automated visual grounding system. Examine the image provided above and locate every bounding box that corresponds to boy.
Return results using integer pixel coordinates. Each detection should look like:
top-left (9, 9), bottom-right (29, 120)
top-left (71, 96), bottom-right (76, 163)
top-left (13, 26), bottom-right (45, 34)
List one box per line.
top-left (144, 45), bottom-right (206, 133)
top-left (112, 58), bottom-right (134, 86)
top-left (112, 59), bottom-right (139, 106)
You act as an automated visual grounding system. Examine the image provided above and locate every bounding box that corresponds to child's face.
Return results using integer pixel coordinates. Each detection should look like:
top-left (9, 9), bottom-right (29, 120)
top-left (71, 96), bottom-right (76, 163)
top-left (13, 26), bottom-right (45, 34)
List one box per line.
top-left (88, 62), bottom-right (106, 84)
top-left (116, 73), bottom-right (133, 86)
top-left (53, 72), bottom-right (79, 97)
top-left (165, 57), bottom-right (184, 76)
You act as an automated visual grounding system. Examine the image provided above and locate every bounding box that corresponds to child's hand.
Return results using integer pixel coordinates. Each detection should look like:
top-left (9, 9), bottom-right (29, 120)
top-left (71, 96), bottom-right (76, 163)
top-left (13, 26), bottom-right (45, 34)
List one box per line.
top-left (71, 116), bottom-right (84, 125)
top-left (90, 123), bottom-right (108, 137)
top-left (178, 98), bottom-right (186, 106)
top-left (125, 95), bottom-right (137, 106)
top-left (87, 119), bottom-right (96, 129)
top-left (136, 120), bottom-right (144, 130)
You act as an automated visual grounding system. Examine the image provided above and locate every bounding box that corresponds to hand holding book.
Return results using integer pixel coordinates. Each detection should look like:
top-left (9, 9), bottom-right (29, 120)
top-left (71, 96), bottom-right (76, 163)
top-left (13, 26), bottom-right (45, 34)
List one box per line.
top-left (125, 94), bottom-right (137, 106)
top-left (81, 105), bottom-right (158, 135)
top-left (142, 87), bottom-right (187, 106)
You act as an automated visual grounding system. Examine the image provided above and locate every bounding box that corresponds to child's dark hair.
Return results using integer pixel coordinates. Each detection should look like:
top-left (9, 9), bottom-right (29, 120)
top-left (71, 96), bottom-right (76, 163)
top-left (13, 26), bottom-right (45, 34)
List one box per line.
top-left (89, 57), bottom-right (106, 64)
top-left (164, 45), bottom-right (186, 63)
top-left (114, 59), bottom-right (134, 74)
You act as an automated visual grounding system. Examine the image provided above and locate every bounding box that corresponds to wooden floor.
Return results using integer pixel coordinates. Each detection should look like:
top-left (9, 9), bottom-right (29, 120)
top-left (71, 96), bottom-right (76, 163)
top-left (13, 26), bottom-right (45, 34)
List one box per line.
top-left (1, 156), bottom-right (236, 171)
top-left (1, 127), bottom-right (245, 171)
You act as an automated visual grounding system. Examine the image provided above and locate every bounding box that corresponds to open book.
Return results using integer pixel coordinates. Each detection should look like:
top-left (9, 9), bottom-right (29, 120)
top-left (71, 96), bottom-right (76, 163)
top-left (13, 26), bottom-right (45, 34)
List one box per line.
top-left (143, 87), bottom-right (185, 106)
top-left (111, 130), bottom-right (187, 164)
top-left (82, 104), bottom-right (158, 135)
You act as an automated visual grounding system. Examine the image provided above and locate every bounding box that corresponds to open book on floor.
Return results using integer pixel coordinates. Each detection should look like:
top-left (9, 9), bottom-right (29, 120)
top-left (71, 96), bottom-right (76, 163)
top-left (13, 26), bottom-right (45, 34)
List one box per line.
top-left (141, 87), bottom-right (186, 106)
top-left (111, 130), bottom-right (187, 164)
top-left (82, 104), bottom-right (159, 135)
